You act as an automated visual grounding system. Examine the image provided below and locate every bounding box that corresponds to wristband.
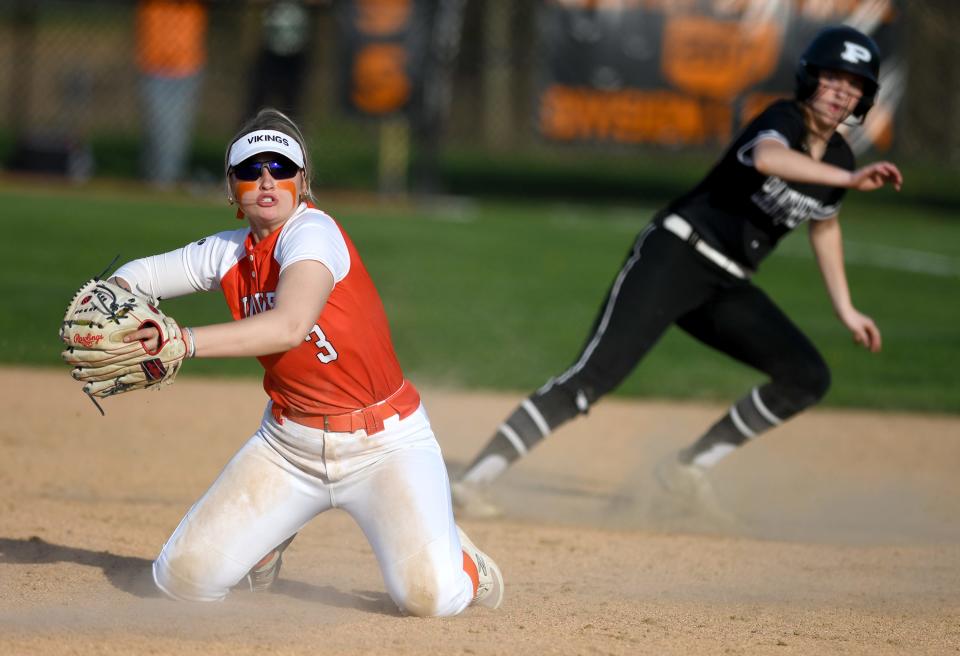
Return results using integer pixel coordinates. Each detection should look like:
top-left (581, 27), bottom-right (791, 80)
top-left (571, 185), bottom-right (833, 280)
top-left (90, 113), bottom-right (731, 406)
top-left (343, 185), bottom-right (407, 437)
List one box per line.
top-left (184, 326), bottom-right (196, 359)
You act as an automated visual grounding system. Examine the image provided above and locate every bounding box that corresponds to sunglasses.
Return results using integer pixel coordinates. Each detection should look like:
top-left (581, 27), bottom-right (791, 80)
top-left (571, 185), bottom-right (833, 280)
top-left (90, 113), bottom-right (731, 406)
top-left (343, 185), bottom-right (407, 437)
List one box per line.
top-left (231, 157), bottom-right (300, 181)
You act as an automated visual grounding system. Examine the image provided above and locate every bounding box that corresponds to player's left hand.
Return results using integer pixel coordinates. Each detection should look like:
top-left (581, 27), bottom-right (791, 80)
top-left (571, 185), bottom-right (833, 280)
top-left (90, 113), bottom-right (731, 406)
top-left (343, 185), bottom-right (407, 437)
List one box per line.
top-left (839, 307), bottom-right (882, 353)
top-left (121, 324), bottom-right (162, 353)
top-left (59, 278), bottom-right (189, 401)
top-left (849, 161), bottom-right (903, 192)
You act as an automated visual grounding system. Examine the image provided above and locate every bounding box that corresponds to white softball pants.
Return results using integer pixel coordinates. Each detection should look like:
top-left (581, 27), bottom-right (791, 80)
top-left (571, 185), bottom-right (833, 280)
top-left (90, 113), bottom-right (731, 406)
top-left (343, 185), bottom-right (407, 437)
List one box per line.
top-left (153, 403), bottom-right (475, 617)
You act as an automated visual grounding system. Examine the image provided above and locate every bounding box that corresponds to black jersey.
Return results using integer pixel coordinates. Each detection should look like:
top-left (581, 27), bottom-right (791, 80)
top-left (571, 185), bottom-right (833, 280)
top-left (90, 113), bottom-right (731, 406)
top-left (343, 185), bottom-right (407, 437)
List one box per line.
top-left (667, 100), bottom-right (855, 270)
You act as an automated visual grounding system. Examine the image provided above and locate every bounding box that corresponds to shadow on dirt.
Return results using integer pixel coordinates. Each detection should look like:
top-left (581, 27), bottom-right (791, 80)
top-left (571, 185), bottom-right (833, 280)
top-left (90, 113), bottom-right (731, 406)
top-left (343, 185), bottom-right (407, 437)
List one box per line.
top-left (0, 536), bottom-right (398, 614)
top-left (273, 580), bottom-right (397, 614)
top-left (0, 535), bottom-right (159, 597)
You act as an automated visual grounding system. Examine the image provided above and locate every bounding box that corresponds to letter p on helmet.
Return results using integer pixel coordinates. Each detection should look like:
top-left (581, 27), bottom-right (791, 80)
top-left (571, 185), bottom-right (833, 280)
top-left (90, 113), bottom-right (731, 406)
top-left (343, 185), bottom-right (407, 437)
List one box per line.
top-left (841, 41), bottom-right (872, 64)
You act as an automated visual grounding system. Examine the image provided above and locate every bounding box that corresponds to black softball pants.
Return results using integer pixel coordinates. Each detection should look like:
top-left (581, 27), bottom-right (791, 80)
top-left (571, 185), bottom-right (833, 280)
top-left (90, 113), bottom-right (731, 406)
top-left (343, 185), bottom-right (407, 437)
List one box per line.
top-left (531, 222), bottom-right (831, 429)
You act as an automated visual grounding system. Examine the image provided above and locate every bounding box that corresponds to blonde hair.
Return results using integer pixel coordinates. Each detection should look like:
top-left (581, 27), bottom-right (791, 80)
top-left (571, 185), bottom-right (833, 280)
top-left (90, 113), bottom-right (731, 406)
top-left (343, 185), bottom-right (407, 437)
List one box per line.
top-left (224, 108), bottom-right (314, 203)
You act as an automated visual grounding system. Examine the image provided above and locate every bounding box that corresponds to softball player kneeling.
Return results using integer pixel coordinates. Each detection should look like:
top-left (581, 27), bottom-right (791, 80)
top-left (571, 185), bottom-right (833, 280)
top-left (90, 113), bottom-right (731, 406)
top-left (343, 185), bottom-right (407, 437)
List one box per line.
top-left (113, 108), bottom-right (503, 614)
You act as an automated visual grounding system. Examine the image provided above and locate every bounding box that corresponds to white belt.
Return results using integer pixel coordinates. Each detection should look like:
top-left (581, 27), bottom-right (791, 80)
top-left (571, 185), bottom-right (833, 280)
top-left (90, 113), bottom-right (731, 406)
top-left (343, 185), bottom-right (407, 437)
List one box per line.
top-left (661, 214), bottom-right (750, 279)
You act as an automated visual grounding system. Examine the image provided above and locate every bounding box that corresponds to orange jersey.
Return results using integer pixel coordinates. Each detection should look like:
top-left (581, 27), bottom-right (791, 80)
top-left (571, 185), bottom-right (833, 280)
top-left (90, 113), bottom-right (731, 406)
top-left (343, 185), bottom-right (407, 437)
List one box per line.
top-left (227, 207), bottom-right (404, 414)
top-left (116, 204), bottom-right (404, 414)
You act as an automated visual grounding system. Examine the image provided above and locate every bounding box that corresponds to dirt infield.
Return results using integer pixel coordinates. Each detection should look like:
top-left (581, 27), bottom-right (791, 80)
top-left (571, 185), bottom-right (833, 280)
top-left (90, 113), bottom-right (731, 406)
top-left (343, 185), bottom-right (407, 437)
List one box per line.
top-left (2, 367), bottom-right (958, 655)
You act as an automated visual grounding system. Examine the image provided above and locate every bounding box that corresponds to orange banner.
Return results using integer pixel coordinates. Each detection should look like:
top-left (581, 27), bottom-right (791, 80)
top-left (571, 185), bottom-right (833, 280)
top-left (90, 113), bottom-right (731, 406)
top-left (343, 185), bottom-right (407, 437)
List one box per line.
top-left (537, 1), bottom-right (902, 152)
top-left (338, 0), bottom-right (425, 117)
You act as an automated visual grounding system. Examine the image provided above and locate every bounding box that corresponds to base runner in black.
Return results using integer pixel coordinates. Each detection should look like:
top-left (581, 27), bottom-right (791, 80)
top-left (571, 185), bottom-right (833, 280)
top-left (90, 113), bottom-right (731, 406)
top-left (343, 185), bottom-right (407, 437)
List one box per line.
top-left (452, 25), bottom-right (903, 519)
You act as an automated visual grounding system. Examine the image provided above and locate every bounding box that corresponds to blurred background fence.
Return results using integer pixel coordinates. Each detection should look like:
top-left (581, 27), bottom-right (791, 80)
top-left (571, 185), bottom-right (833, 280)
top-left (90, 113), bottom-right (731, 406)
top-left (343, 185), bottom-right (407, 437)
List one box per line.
top-left (0, 0), bottom-right (957, 200)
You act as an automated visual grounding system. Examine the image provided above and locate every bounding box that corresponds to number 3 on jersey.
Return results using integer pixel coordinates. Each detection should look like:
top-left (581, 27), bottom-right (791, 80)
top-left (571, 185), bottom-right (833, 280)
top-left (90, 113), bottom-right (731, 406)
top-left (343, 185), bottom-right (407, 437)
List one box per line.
top-left (306, 324), bottom-right (338, 363)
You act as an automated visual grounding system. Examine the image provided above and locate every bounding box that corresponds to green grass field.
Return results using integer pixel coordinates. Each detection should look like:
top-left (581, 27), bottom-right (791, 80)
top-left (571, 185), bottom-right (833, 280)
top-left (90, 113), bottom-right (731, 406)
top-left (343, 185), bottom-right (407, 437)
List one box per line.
top-left (2, 182), bottom-right (958, 413)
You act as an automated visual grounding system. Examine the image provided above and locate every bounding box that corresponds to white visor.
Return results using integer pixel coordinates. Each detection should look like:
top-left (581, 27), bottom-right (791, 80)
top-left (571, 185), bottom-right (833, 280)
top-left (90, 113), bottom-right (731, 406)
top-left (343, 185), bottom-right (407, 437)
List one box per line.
top-left (227, 130), bottom-right (305, 169)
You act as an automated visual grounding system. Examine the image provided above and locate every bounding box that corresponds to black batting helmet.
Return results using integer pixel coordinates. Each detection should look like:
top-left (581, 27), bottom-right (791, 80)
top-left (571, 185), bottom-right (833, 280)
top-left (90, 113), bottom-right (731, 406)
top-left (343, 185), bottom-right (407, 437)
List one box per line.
top-left (795, 25), bottom-right (881, 121)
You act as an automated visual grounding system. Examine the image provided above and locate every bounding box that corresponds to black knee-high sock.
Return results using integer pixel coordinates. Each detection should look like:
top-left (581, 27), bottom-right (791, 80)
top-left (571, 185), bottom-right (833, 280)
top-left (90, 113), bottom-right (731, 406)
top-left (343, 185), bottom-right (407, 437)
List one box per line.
top-left (679, 385), bottom-right (785, 468)
top-left (459, 397), bottom-right (556, 485)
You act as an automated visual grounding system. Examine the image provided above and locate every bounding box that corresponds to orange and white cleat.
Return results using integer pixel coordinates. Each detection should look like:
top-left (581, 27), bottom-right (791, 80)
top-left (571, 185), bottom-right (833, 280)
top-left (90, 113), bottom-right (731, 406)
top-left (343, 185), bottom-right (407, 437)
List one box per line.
top-left (457, 526), bottom-right (504, 609)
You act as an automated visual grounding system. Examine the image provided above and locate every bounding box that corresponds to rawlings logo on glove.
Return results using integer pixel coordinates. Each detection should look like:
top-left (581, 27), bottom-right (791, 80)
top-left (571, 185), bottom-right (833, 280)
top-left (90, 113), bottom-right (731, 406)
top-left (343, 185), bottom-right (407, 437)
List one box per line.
top-left (60, 278), bottom-right (188, 411)
top-left (73, 333), bottom-right (106, 348)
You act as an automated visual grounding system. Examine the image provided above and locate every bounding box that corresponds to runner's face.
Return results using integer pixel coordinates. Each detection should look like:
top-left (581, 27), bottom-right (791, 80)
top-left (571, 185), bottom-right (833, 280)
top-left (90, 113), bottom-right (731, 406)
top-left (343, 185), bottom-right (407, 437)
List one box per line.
top-left (809, 69), bottom-right (866, 124)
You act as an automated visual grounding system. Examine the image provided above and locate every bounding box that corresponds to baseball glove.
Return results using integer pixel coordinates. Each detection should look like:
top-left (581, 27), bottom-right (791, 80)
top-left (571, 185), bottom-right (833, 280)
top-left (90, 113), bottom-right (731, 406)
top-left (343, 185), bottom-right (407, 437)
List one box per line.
top-left (60, 278), bottom-right (189, 404)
